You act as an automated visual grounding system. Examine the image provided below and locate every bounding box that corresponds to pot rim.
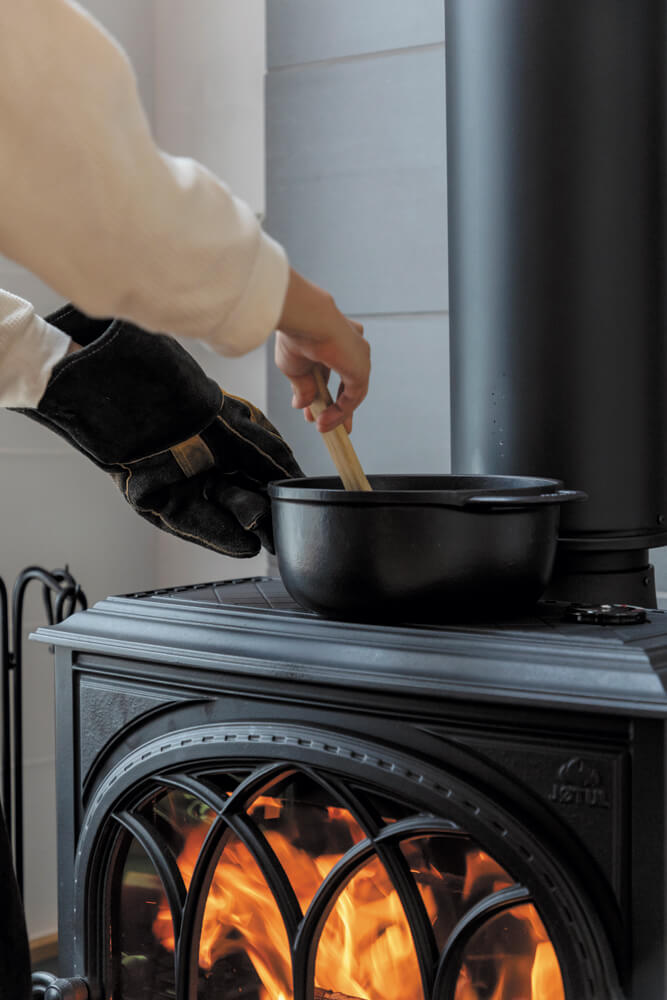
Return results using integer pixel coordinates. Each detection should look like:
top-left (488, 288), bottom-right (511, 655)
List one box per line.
top-left (268, 474), bottom-right (582, 507)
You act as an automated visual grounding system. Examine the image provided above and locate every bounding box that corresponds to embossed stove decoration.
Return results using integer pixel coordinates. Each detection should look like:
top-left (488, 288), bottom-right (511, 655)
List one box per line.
top-left (33, 578), bottom-right (667, 1000)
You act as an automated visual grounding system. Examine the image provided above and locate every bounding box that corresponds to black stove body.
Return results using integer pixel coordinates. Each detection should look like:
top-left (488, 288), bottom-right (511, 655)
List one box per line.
top-left (35, 577), bottom-right (667, 1000)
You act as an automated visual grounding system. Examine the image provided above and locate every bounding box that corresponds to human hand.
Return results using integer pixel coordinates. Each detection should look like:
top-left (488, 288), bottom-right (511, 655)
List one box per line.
top-left (275, 269), bottom-right (370, 433)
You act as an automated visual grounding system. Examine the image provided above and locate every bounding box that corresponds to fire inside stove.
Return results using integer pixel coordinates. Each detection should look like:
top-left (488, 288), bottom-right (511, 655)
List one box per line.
top-left (115, 769), bottom-right (564, 1000)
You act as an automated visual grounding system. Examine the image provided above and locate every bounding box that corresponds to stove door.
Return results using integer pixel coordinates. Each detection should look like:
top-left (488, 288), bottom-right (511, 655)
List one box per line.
top-left (69, 724), bottom-right (620, 1000)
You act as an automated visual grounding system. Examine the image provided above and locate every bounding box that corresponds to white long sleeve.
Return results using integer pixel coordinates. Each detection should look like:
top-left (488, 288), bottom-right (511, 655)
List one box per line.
top-left (0, 292), bottom-right (71, 406)
top-left (0, 0), bottom-right (289, 407)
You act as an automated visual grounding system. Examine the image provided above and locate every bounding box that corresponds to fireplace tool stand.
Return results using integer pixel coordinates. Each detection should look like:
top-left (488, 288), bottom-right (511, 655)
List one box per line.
top-left (0, 567), bottom-right (87, 1000)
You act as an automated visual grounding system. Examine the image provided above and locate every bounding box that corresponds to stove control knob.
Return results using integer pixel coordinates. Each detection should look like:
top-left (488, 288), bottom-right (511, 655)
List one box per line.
top-left (564, 602), bottom-right (648, 625)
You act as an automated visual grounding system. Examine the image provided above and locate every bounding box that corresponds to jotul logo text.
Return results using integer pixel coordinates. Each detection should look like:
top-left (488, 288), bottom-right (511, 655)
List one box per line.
top-left (549, 757), bottom-right (610, 809)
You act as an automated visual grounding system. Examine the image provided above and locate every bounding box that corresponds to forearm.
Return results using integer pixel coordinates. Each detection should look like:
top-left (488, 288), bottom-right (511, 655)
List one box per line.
top-left (0, 0), bottom-right (288, 356)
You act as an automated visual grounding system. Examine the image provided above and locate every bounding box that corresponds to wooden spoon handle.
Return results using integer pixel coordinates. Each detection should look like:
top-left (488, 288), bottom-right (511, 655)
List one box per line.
top-left (309, 368), bottom-right (372, 491)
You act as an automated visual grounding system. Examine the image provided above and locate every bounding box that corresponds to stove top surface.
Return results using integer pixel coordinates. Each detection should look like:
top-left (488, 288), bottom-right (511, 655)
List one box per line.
top-left (134, 576), bottom-right (667, 643)
top-left (33, 577), bottom-right (667, 717)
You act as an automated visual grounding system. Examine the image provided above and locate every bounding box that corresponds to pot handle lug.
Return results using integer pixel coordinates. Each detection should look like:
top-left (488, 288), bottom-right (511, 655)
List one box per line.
top-left (463, 489), bottom-right (588, 508)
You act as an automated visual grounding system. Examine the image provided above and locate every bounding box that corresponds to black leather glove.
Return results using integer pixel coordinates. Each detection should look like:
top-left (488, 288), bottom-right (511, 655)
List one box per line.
top-left (15, 305), bottom-right (303, 557)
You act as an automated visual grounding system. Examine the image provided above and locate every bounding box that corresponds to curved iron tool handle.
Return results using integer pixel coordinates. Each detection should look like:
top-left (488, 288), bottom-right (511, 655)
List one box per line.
top-left (10, 567), bottom-right (87, 897)
top-left (0, 580), bottom-right (8, 840)
top-left (463, 489), bottom-right (588, 507)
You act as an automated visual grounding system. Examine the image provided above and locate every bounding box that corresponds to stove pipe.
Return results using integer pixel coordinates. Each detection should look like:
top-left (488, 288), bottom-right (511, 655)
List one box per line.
top-left (445, 0), bottom-right (667, 605)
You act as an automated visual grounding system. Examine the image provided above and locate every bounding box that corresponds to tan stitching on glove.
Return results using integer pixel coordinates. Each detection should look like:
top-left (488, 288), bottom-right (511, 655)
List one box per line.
top-left (222, 389), bottom-right (257, 419)
top-left (220, 391), bottom-right (287, 446)
top-left (218, 415), bottom-right (294, 478)
top-left (170, 434), bottom-right (215, 478)
top-left (117, 462), bottom-right (252, 557)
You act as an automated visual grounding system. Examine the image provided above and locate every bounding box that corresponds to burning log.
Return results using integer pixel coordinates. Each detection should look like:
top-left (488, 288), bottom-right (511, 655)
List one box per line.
top-left (314, 991), bottom-right (365, 1000)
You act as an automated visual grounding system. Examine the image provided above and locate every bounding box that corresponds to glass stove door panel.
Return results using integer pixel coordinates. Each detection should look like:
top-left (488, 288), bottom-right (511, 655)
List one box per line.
top-left (107, 769), bottom-right (568, 1000)
top-left (116, 837), bottom-right (176, 1000)
top-left (196, 830), bottom-right (293, 1000)
top-left (247, 772), bottom-right (366, 912)
top-left (315, 854), bottom-right (424, 1000)
top-left (400, 837), bottom-right (514, 951)
top-left (454, 904), bottom-right (565, 1000)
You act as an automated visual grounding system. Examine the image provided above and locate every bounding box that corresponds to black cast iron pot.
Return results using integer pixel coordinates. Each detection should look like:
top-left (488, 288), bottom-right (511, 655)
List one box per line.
top-left (269, 475), bottom-right (587, 622)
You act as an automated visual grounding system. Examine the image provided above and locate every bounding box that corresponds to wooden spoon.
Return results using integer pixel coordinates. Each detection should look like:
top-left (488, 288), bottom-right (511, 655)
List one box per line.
top-left (308, 368), bottom-right (372, 491)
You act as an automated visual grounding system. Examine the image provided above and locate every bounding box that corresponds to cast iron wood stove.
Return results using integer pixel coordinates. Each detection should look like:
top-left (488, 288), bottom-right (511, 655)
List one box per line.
top-left (31, 2), bottom-right (667, 998)
top-left (32, 576), bottom-right (667, 1000)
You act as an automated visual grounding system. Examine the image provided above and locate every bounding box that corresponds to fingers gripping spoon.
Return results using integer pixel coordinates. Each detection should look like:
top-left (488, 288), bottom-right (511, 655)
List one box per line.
top-left (308, 368), bottom-right (372, 492)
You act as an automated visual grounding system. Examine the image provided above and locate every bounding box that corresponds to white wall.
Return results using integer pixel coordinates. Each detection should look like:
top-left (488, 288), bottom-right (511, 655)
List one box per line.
top-left (153, 0), bottom-right (266, 214)
top-left (0, 0), bottom-right (268, 946)
top-left (151, 0), bottom-right (269, 589)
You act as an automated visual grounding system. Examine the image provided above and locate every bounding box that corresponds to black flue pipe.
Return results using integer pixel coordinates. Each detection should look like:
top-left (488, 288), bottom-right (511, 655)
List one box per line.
top-left (445, 0), bottom-right (667, 605)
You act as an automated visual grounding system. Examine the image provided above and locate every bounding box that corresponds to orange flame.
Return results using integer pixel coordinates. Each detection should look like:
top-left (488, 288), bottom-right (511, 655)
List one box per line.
top-left (152, 798), bottom-right (564, 1000)
top-left (461, 849), bottom-right (514, 902)
top-left (453, 903), bottom-right (565, 1000)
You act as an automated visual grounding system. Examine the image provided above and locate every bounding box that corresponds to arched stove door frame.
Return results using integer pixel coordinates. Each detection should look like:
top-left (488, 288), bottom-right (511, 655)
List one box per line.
top-left (73, 722), bottom-right (624, 1000)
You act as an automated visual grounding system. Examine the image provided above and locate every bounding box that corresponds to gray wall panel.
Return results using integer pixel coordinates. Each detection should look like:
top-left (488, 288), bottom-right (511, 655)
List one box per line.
top-left (266, 5), bottom-right (450, 481)
top-left (265, 47), bottom-right (447, 316)
top-left (267, 0), bottom-right (445, 69)
top-left (269, 314), bottom-right (450, 477)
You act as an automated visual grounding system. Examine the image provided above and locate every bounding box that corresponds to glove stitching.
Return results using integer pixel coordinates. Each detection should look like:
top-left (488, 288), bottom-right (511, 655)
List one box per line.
top-left (221, 391), bottom-right (295, 449)
top-left (48, 305), bottom-right (78, 325)
top-left (243, 510), bottom-right (268, 531)
top-left (45, 324), bottom-right (124, 390)
top-left (118, 463), bottom-right (255, 557)
top-left (217, 416), bottom-right (295, 479)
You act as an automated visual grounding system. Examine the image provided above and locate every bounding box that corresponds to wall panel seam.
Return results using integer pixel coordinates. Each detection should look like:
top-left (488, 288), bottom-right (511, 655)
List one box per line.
top-left (269, 40), bottom-right (445, 74)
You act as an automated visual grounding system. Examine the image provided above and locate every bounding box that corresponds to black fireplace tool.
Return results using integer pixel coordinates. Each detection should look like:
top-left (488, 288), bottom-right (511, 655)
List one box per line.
top-left (1, 566), bottom-right (87, 897)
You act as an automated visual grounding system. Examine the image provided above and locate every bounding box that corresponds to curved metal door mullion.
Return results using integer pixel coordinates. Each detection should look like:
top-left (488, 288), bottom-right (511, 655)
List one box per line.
top-left (292, 814), bottom-right (475, 1000)
top-left (223, 811), bottom-right (303, 942)
top-left (295, 764), bottom-right (383, 836)
top-left (176, 813), bottom-right (232, 1000)
top-left (370, 837), bottom-right (440, 999)
top-left (288, 766), bottom-right (440, 996)
top-left (292, 838), bottom-right (377, 1000)
top-left (176, 808), bottom-right (304, 1000)
top-left (113, 810), bottom-right (187, 939)
top-left (222, 761), bottom-right (298, 815)
top-left (158, 771), bottom-right (232, 814)
top-left (163, 761), bottom-right (298, 819)
top-left (374, 818), bottom-right (479, 998)
top-left (157, 763), bottom-right (302, 842)
top-left (99, 821), bottom-right (135, 999)
top-left (432, 884), bottom-right (532, 1000)
top-left (375, 816), bottom-right (464, 843)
